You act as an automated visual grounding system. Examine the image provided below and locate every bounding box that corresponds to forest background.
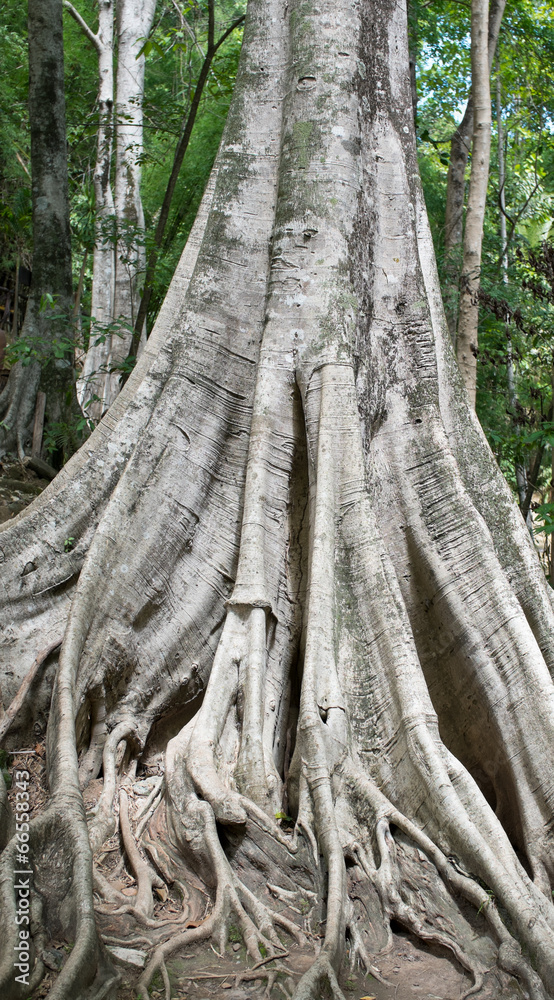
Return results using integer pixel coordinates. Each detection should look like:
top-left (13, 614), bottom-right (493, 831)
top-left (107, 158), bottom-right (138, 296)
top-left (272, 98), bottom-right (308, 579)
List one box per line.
top-left (1, 0), bottom-right (554, 571)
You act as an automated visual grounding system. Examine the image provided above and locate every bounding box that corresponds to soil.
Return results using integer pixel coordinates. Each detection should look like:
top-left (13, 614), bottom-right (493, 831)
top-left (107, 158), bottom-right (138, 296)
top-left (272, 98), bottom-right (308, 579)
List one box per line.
top-left (102, 929), bottom-right (516, 1000)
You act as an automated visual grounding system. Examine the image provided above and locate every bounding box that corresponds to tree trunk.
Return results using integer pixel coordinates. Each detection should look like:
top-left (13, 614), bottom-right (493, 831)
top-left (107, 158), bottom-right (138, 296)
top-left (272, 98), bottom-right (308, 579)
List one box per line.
top-left (443, 0), bottom-right (506, 341)
top-left (407, 0), bottom-right (418, 125)
top-left (456, 0), bottom-right (493, 405)
top-left (100, 0), bottom-right (156, 411)
top-left (0, 0), bottom-right (77, 461)
top-left (2, 2), bottom-right (554, 999)
top-left (496, 66), bottom-right (530, 523)
top-left (65, 0), bottom-right (116, 421)
top-left (68, 0), bottom-right (155, 421)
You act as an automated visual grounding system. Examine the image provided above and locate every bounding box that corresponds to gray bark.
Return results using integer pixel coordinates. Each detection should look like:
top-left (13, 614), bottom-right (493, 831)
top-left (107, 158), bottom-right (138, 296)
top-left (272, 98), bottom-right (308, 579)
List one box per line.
top-left (1, 2), bottom-right (554, 999)
top-left (456, 0), bottom-right (493, 404)
top-left (443, 0), bottom-right (506, 340)
top-left (68, 0), bottom-right (155, 421)
top-left (65, 1), bottom-right (116, 420)
top-left (130, 1), bottom-right (246, 351)
top-left (103, 0), bottom-right (156, 408)
top-left (496, 68), bottom-right (530, 521)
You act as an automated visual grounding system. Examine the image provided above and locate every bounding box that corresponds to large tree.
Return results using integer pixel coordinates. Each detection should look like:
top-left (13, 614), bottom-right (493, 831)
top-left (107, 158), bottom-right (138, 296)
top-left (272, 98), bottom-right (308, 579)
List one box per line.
top-left (1, 1), bottom-right (554, 999)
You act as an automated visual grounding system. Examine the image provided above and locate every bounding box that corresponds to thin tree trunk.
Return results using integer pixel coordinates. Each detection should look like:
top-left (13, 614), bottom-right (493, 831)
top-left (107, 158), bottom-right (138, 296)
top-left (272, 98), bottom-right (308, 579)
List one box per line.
top-left (65, 1), bottom-right (115, 421)
top-left (521, 405), bottom-right (552, 523)
top-left (11, 257), bottom-right (19, 339)
top-left (102, 0), bottom-right (156, 410)
top-left (407, 0), bottom-right (418, 125)
top-left (443, 0), bottom-right (506, 340)
top-left (496, 66), bottom-right (530, 525)
top-left (456, 0), bottom-right (492, 405)
top-left (91, 0), bottom-right (115, 329)
top-left (551, 386), bottom-right (554, 585)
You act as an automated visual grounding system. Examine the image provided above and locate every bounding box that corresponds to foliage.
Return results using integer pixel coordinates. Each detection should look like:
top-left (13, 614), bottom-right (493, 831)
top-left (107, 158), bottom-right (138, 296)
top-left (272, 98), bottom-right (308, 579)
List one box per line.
top-left (414, 0), bottom-right (554, 551)
top-left (0, 2), bottom-right (31, 272)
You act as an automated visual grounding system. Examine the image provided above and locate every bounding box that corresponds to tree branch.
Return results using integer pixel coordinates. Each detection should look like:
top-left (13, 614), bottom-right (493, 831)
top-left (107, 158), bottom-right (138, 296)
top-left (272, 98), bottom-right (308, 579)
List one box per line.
top-left (63, 1), bottom-right (101, 53)
top-left (208, 0), bottom-right (215, 51)
top-left (213, 14), bottom-right (245, 55)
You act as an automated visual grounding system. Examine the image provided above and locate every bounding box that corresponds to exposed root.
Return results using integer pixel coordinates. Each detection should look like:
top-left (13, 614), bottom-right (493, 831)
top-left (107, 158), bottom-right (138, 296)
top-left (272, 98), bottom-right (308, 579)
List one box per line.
top-left (79, 700), bottom-right (108, 789)
top-left (346, 768), bottom-right (552, 1000)
top-left (184, 955), bottom-right (291, 988)
top-left (293, 952), bottom-right (345, 1000)
top-left (118, 788), bottom-right (164, 918)
top-left (93, 868), bottom-right (128, 906)
top-left (0, 638), bottom-right (61, 744)
top-left (344, 898), bottom-right (390, 985)
top-left (498, 942), bottom-right (549, 1000)
top-left (88, 722), bottom-right (133, 853)
top-left (161, 959), bottom-right (171, 1000)
top-left (103, 934), bottom-right (153, 948)
top-left (232, 959), bottom-right (295, 1000)
top-left (135, 777), bottom-right (164, 839)
top-left (137, 797), bottom-right (299, 998)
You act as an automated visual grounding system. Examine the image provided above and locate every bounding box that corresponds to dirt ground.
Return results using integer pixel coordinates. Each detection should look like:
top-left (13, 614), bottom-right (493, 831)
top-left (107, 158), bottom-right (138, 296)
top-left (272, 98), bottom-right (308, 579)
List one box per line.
top-left (105, 926), bottom-right (523, 1000)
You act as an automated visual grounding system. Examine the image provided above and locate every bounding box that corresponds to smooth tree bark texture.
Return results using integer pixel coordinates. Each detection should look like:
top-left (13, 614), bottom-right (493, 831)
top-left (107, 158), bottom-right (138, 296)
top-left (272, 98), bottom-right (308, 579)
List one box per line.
top-left (65, 0), bottom-right (116, 417)
top-left (456, 0), bottom-right (493, 405)
top-left (442, 0), bottom-right (505, 341)
top-left (2, 2), bottom-right (554, 1000)
top-left (495, 67), bottom-right (529, 520)
top-left (69, 0), bottom-right (156, 421)
top-left (109, 0), bottom-right (156, 360)
top-left (0, 0), bottom-right (77, 460)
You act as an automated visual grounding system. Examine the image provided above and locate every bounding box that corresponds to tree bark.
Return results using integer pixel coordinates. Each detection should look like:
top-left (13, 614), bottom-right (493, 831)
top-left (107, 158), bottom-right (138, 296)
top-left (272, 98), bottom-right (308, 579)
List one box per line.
top-left (65, 0), bottom-right (116, 421)
top-left (456, 0), bottom-right (493, 405)
top-left (68, 0), bottom-right (155, 421)
top-left (443, 0), bottom-right (506, 340)
top-left (2, 2), bottom-right (554, 999)
top-left (407, 0), bottom-right (418, 125)
top-left (0, 0), bottom-right (77, 461)
top-left (496, 66), bottom-right (530, 523)
top-left (101, 0), bottom-right (156, 410)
